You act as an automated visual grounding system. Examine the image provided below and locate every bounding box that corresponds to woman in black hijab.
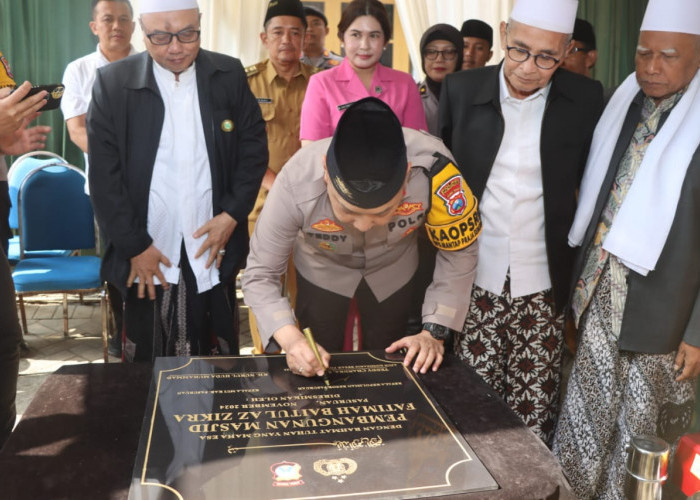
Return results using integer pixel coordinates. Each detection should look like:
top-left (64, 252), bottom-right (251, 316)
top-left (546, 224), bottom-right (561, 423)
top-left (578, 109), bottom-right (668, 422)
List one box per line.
top-left (417, 24), bottom-right (463, 136)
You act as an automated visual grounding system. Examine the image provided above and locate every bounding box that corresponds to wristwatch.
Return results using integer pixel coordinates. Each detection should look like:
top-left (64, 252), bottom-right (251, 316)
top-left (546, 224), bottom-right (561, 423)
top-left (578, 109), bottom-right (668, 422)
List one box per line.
top-left (422, 322), bottom-right (453, 341)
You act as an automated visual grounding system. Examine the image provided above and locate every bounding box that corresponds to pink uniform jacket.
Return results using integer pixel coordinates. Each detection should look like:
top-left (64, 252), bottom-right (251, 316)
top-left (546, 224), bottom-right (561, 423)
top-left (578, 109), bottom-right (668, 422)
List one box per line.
top-left (300, 58), bottom-right (427, 141)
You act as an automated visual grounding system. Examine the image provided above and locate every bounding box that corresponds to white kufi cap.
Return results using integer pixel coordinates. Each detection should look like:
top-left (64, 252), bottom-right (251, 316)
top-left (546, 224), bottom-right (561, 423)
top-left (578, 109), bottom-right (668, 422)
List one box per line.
top-left (640, 0), bottom-right (700, 35)
top-left (140, 0), bottom-right (199, 14)
top-left (510, 0), bottom-right (578, 34)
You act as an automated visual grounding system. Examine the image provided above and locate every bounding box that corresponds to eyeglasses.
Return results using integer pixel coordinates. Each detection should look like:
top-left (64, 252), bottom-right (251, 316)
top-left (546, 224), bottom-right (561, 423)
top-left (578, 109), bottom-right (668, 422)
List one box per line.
top-left (145, 28), bottom-right (201, 46)
top-left (424, 48), bottom-right (459, 61)
top-left (506, 45), bottom-right (560, 70)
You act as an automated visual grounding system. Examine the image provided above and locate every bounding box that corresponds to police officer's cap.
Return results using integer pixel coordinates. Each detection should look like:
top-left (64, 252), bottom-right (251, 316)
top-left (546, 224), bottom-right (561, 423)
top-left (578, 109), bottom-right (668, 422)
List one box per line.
top-left (264, 0), bottom-right (307, 28)
top-left (304, 6), bottom-right (328, 26)
top-left (460, 19), bottom-right (493, 47)
top-left (326, 98), bottom-right (407, 209)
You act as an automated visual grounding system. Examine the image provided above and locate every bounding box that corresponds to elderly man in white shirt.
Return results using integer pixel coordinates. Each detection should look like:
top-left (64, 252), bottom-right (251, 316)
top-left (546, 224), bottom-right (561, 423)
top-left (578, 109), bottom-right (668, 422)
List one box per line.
top-left (439, 0), bottom-right (604, 445)
top-left (87, 0), bottom-right (267, 362)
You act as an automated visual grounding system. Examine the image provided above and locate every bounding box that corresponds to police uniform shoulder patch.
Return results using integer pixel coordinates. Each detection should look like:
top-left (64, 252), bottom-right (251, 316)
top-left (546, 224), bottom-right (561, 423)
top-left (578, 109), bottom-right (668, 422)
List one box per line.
top-left (419, 83), bottom-right (429, 100)
top-left (0, 54), bottom-right (14, 85)
top-left (425, 153), bottom-right (481, 251)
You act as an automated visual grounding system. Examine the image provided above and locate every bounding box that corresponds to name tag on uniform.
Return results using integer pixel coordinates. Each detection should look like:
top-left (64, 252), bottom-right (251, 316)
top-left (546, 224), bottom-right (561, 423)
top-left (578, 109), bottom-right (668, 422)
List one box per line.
top-left (337, 101), bottom-right (355, 111)
top-left (257, 97), bottom-right (273, 104)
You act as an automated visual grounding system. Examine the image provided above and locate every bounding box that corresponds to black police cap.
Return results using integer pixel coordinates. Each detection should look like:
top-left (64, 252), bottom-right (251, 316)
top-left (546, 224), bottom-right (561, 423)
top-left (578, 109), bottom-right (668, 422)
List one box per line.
top-left (264, 0), bottom-right (307, 28)
top-left (326, 98), bottom-right (407, 209)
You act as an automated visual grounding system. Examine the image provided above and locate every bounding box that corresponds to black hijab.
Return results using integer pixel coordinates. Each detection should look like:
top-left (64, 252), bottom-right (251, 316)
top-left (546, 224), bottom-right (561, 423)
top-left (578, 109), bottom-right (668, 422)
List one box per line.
top-left (419, 24), bottom-right (464, 99)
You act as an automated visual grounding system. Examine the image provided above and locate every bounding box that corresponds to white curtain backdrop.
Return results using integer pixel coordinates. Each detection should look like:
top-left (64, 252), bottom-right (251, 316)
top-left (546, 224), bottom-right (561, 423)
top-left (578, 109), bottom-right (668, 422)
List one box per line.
top-left (126, 1), bottom-right (516, 78)
top-left (128, 0), bottom-right (268, 67)
top-left (395, 0), bottom-right (515, 80)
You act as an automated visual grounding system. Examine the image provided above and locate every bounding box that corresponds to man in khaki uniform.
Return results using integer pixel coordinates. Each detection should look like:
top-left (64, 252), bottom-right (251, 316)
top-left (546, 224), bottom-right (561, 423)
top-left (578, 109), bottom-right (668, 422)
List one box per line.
top-left (246, 0), bottom-right (317, 351)
top-left (242, 98), bottom-right (480, 377)
top-left (247, 0), bottom-right (317, 229)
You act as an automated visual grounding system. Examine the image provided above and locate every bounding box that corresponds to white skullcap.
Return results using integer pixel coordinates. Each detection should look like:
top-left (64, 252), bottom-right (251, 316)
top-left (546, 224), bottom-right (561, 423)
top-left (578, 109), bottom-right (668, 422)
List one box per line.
top-left (510, 0), bottom-right (578, 34)
top-left (140, 0), bottom-right (199, 14)
top-left (640, 0), bottom-right (700, 35)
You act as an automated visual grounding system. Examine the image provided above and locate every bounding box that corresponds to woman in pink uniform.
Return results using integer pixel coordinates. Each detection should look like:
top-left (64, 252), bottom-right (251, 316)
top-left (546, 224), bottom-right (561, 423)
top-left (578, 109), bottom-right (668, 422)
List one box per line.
top-left (300, 0), bottom-right (426, 144)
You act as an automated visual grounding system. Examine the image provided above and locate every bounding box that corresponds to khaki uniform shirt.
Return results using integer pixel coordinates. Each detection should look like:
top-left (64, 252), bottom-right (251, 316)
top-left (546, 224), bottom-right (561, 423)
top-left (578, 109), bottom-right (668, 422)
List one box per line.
top-left (246, 59), bottom-right (318, 225)
top-left (242, 128), bottom-right (480, 345)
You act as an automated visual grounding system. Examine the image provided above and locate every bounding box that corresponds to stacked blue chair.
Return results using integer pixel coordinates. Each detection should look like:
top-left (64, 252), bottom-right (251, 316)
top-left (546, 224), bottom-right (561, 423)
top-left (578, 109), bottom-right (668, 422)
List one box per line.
top-left (7, 151), bottom-right (72, 265)
top-left (11, 163), bottom-right (109, 362)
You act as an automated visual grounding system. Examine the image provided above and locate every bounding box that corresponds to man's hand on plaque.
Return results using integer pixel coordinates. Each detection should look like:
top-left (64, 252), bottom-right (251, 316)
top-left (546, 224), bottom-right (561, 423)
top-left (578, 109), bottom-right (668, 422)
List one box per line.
top-left (385, 331), bottom-right (444, 374)
top-left (274, 324), bottom-right (331, 378)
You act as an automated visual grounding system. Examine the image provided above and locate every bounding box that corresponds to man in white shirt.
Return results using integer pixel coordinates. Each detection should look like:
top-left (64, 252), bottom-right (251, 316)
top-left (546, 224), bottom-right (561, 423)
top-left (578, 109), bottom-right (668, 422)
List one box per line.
top-left (61, 0), bottom-right (136, 192)
top-left (87, 0), bottom-right (267, 362)
top-left (61, 0), bottom-right (136, 356)
top-left (439, 0), bottom-right (603, 444)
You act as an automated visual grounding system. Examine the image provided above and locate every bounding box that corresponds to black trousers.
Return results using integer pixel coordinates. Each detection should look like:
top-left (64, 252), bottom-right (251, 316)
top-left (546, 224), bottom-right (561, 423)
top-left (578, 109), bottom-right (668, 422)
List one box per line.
top-left (123, 244), bottom-right (240, 362)
top-left (0, 247), bottom-right (21, 449)
top-left (294, 270), bottom-right (415, 352)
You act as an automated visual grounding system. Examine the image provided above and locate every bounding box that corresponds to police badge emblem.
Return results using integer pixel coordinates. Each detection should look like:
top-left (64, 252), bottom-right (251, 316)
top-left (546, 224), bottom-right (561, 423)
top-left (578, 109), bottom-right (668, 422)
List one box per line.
top-left (270, 461), bottom-right (304, 487)
top-left (314, 458), bottom-right (358, 483)
top-left (436, 175), bottom-right (467, 216)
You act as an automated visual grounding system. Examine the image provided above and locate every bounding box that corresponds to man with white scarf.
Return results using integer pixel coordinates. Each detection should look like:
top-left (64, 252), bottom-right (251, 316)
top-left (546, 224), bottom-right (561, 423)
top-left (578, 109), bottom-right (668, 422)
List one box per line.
top-left (87, 0), bottom-right (267, 361)
top-left (553, 0), bottom-right (700, 497)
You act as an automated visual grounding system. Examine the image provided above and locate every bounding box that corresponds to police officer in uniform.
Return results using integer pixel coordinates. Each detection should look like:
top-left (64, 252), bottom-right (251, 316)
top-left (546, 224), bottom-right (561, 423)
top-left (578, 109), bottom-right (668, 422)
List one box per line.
top-left (242, 97), bottom-right (480, 376)
top-left (300, 6), bottom-right (343, 70)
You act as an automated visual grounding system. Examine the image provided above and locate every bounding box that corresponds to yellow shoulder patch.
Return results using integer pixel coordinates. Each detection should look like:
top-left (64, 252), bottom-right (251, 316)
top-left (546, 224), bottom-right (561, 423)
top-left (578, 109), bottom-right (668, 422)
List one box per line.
top-left (245, 62), bottom-right (265, 78)
top-left (425, 158), bottom-right (481, 251)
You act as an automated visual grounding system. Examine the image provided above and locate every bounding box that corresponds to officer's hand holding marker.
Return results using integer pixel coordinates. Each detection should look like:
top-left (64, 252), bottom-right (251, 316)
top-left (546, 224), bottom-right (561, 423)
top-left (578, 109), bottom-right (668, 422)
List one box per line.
top-left (275, 324), bottom-right (331, 379)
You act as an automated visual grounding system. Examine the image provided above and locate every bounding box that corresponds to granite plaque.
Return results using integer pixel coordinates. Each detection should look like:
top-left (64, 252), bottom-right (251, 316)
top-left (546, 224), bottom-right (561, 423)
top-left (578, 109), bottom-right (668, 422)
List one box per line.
top-left (129, 352), bottom-right (498, 499)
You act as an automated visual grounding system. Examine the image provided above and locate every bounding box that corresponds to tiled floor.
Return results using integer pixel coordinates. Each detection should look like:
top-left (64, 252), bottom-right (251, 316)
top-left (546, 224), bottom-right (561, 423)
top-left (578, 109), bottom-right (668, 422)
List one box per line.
top-left (16, 292), bottom-right (254, 419)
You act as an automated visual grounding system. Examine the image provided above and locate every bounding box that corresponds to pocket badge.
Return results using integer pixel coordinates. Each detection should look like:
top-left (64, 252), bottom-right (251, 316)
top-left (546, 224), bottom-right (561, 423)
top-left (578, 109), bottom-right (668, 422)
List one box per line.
top-left (221, 119), bottom-right (234, 132)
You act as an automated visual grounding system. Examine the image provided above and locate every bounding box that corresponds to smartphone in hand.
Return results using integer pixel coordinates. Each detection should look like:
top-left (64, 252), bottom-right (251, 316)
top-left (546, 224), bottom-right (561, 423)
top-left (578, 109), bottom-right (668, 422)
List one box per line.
top-left (11, 83), bottom-right (64, 111)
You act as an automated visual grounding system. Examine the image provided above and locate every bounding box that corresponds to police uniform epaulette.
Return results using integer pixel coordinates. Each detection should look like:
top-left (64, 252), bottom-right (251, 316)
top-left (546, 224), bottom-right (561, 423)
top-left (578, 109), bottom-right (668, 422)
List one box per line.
top-left (428, 152), bottom-right (452, 176)
top-left (245, 61), bottom-right (266, 78)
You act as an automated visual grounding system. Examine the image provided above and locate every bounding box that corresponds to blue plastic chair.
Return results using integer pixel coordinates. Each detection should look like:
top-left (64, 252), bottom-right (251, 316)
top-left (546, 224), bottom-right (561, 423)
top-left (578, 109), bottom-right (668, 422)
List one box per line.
top-left (11, 163), bottom-right (108, 362)
top-left (7, 151), bottom-right (72, 265)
